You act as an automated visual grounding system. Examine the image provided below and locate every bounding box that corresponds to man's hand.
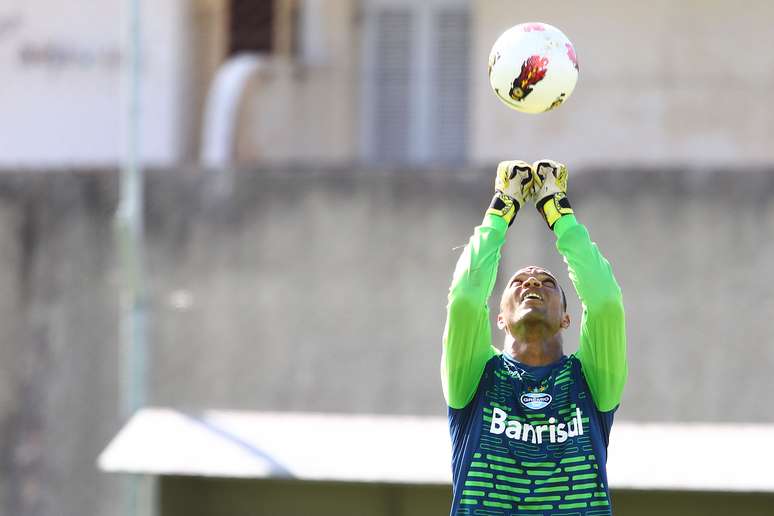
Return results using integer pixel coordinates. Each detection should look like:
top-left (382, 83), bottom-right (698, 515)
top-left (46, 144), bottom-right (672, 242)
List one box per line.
top-left (533, 159), bottom-right (574, 230)
top-left (486, 160), bottom-right (535, 227)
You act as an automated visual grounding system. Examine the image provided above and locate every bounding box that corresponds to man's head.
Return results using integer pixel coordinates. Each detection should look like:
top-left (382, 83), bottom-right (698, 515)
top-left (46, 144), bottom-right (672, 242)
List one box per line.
top-left (497, 266), bottom-right (570, 340)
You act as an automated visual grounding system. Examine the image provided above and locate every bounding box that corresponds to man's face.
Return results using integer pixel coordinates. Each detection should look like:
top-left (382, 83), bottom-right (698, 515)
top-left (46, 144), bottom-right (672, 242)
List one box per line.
top-left (498, 266), bottom-right (568, 336)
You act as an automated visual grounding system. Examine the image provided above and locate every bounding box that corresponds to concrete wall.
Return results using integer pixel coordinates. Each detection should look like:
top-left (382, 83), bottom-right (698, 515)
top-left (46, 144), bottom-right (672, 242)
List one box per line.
top-left (0, 173), bottom-right (122, 516)
top-left (0, 165), bottom-right (773, 516)
top-left (159, 477), bottom-right (774, 516)
top-left (145, 166), bottom-right (774, 422)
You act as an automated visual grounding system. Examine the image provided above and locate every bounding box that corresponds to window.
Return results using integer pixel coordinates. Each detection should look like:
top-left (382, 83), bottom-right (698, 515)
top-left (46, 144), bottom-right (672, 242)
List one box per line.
top-left (229, 0), bottom-right (274, 54)
top-left (362, 0), bottom-right (470, 165)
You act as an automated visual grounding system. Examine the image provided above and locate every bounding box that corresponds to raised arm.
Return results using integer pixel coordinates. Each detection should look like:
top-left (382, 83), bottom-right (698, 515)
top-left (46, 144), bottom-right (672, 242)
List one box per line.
top-left (442, 161), bottom-right (535, 409)
top-left (442, 214), bottom-right (502, 409)
top-left (555, 215), bottom-right (627, 412)
top-left (533, 160), bottom-right (627, 412)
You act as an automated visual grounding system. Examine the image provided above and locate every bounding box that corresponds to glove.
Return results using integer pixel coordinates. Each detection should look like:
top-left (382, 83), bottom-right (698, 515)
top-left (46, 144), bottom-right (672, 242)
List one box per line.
top-left (486, 160), bottom-right (535, 227)
top-left (533, 159), bottom-right (574, 230)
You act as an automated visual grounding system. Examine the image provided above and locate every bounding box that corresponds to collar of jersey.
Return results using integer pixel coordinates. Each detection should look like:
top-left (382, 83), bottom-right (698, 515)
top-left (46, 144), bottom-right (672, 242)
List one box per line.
top-left (500, 352), bottom-right (568, 383)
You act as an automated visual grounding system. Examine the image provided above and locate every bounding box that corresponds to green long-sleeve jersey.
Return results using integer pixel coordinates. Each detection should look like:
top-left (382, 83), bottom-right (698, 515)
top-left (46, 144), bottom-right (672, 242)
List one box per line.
top-left (442, 213), bottom-right (627, 515)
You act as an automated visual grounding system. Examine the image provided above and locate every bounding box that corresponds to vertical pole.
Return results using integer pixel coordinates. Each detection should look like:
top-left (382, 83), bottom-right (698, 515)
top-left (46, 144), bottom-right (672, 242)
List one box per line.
top-left (117, 0), bottom-right (147, 514)
top-left (118, 0), bottom-right (146, 436)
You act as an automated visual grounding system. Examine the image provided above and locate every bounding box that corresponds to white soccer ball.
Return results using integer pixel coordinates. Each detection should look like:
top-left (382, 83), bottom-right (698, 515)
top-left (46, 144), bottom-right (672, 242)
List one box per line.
top-left (488, 22), bottom-right (579, 114)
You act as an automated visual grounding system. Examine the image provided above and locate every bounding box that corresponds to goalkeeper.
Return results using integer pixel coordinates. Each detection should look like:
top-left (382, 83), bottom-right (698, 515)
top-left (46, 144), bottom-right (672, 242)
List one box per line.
top-left (442, 160), bottom-right (627, 515)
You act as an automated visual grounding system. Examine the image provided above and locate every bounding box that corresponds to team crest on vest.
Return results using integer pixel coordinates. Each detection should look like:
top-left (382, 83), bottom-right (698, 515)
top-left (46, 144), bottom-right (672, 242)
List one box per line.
top-left (520, 388), bottom-right (552, 409)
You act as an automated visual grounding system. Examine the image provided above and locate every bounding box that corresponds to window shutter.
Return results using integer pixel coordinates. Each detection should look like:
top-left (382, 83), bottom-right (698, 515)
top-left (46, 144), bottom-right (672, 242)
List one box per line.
top-left (364, 1), bottom-right (469, 165)
top-left (430, 8), bottom-right (469, 163)
top-left (371, 9), bottom-right (414, 163)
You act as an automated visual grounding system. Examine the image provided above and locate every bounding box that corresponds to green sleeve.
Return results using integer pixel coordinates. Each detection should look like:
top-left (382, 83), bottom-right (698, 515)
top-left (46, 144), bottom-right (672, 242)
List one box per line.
top-left (554, 215), bottom-right (627, 412)
top-left (441, 214), bottom-right (503, 409)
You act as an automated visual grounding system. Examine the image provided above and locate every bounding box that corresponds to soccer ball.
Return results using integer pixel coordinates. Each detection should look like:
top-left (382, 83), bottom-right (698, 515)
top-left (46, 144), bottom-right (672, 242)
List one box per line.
top-left (488, 22), bottom-right (579, 114)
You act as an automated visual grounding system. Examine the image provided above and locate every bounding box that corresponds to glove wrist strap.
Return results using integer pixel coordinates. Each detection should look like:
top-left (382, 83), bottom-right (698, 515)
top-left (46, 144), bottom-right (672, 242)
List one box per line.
top-left (536, 192), bottom-right (573, 229)
top-left (486, 192), bottom-right (520, 227)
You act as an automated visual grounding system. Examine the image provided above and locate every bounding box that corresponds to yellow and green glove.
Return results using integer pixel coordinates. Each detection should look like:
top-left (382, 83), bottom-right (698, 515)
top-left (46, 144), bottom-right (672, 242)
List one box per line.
top-left (533, 159), bottom-right (574, 230)
top-left (486, 160), bottom-right (535, 227)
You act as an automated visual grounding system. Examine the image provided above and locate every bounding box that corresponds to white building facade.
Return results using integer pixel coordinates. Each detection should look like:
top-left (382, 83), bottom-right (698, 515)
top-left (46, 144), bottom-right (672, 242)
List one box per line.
top-left (1, 0), bottom-right (773, 169)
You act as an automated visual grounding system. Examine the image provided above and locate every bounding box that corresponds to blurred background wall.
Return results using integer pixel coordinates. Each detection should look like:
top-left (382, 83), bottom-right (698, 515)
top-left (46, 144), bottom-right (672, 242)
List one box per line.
top-left (0, 1), bottom-right (773, 516)
top-left (3, 1), bottom-right (774, 168)
top-left (1, 167), bottom-right (773, 516)
top-left (472, 1), bottom-right (774, 167)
